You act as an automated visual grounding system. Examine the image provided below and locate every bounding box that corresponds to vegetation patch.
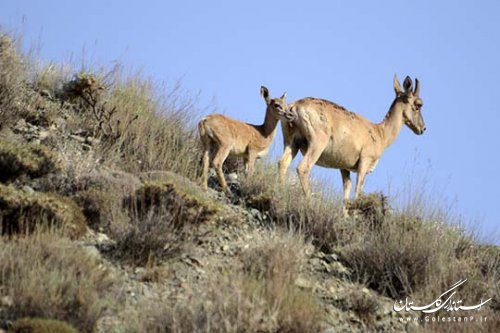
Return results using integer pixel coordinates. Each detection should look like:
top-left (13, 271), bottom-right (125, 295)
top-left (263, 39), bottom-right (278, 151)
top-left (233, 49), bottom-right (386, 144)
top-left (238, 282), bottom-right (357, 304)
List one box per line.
top-left (0, 140), bottom-right (58, 182)
top-left (126, 178), bottom-right (221, 226)
top-left (9, 317), bottom-right (79, 333)
top-left (0, 233), bottom-right (119, 333)
top-left (0, 184), bottom-right (87, 238)
top-left (115, 177), bottom-right (223, 265)
top-left (240, 167), bottom-right (344, 251)
top-left (346, 192), bottom-right (389, 227)
top-left (133, 232), bottom-right (323, 333)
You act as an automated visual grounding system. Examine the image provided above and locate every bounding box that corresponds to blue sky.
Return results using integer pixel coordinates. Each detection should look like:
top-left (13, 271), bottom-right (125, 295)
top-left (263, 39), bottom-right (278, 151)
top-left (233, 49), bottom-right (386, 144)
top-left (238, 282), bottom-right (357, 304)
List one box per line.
top-left (2, 1), bottom-right (499, 243)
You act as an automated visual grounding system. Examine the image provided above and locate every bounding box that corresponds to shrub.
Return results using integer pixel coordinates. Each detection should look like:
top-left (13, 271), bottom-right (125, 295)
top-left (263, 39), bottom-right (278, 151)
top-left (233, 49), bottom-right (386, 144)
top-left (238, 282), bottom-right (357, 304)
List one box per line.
top-left (9, 317), bottom-right (79, 333)
top-left (346, 192), bottom-right (389, 227)
top-left (0, 34), bottom-right (27, 128)
top-left (125, 180), bottom-right (219, 225)
top-left (338, 214), bottom-right (456, 298)
top-left (240, 166), bottom-right (344, 251)
top-left (113, 209), bottom-right (192, 266)
top-left (73, 188), bottom-right (125, 232)
top-left (134, 231), bottom-right (323, 333)
top-left (0, 140), bottom-right (58, 182)
top-left (0, 233), bottom-right (119, 333)
top-left (0, 184), bottom-right (87, 238)
top-left (135, 273), bottom-right (322, 333)
top-left (339, 286), bottom-right (379, 325)
top-left (116, 177), bottom-right (222, 265)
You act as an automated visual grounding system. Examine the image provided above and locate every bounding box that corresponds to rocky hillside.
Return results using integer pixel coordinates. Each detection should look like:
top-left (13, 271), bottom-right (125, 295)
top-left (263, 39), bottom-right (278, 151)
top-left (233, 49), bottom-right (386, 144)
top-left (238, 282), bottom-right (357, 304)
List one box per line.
top-left (0, 34), bottom-right (498, 333)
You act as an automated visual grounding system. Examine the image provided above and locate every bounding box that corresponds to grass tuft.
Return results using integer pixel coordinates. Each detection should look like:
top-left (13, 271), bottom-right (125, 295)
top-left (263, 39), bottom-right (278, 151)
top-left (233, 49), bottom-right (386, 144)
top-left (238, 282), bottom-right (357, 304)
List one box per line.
top-left (0, 233), bottom-right (119, 333)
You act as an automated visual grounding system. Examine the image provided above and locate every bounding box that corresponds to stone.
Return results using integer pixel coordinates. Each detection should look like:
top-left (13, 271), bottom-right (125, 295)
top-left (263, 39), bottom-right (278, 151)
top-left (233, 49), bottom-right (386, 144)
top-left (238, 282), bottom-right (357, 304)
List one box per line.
top-left (227, 172), bottom-right (238, 182)
top-left (70, 134), bottom-right (86, 143)
top-left (324, 253), bottom-right (339, 263)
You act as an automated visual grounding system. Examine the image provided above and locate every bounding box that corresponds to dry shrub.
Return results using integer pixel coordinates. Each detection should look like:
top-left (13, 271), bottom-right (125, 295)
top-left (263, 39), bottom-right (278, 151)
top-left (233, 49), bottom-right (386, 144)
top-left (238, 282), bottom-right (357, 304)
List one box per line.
top-left (125, 180), bottom-right (219, 225)
top-left (239, 232), bottom-right (305, 283)
top-left (116, 178), bottom-right (221, 265)
top-left (240, 166), bottom-right (344, 251)
top-left (244, 165), bottom-right (499, 323)
top-left (0, 233), bottom-right (119, 333)
top-left (0, 34), bottom-right (27, 128)
top-left (338, 203), bottom-right (499, 322)
top-left (113, 209), bottom-right (192, 266)
top-left (339, 214), bottom-right (461, 298)
top-left (9, 317), bottom-right (78, 333)
top-left (0, 139), bottom-right (58, 182)
top-left (134, 232), bottom-right (323, 333)
top-left (0, 184), bottom-right (87, 238)
top-left (31, 62), bottom-right (72, 98)
top-left (94, 75), bottom-right (203, 179)
top-left (239, 232), bottom-right (323, 333)
top-left (337, 285), bottom-right (379, 325)
top-left (73, 188), bottom-right (119, 231)
top-left (346, 192), bottom-right (389, 227)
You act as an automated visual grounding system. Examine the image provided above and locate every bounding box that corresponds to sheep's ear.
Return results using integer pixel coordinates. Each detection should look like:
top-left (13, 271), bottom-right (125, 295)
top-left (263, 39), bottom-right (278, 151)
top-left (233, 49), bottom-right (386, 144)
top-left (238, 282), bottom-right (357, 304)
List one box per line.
top-left (393, 74), bottom-right (403, 95)
top-left (260, 86), bottom-right (270, 103)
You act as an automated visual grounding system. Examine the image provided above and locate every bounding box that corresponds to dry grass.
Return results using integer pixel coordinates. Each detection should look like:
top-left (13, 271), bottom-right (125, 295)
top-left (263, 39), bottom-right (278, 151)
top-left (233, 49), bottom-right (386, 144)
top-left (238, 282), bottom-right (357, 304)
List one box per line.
top-left (0, 232), bottom-right (120, 333)
top-left (9, 317), bottom-right (79, 333)
top-left (0, 34), bottom-right (27, 129)
top-left (0, 31), bottom-right (498, 332)
top-left (0, 184), bottom-right (87, 238)
top-left (240, 164), bottom-right (499, 322)
top-left (104, 77), bottom-right (202, 179)
top-left (240, 166), bottom-right (344, 251)
top-left (115, 178), bottom-right (222, 265)
top-left (132, 231), bottom-right (323, 333)
top-left (0, 139), bottom-right (58, 182)
top-left (60, 71), bottom-right (203, 180)
top-left (339, 285), bottom-right (379, 325)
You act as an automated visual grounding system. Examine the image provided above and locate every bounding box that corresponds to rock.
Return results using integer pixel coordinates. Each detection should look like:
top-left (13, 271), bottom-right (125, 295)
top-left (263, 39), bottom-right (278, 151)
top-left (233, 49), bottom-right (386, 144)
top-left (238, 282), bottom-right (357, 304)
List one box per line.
top-left (82, 245), bottom-right (102, 260)
top-left (96, 232), bottom-right (111, 244)
top-left (69, 134), bottom-right (86, 143)
top-left (21, 185), bottom-right (35, 194)
top-left (0, 296), bottom-right (13, 307)
top-left (38, 130), bottom-right (51, 140)
top-left (294, 276), bottom-right (314, 290)
top-left (249, 208), bottom-right (263, 221)
top-left (324, 253), bottom-right (339, 263)
top-left (329, 261), bottom-right (351, 277)
top-left (13, 119), bottom-right (27, 131)
top-left (227, 172), bottom-right (238, 182)
top-left (86, 136), bottom-right (100, 145)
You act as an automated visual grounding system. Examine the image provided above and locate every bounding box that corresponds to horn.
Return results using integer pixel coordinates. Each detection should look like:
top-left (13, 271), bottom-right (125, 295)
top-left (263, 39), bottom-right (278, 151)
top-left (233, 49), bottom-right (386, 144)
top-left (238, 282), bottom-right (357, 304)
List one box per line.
top-left (414, 78), bottom-right (420, 96)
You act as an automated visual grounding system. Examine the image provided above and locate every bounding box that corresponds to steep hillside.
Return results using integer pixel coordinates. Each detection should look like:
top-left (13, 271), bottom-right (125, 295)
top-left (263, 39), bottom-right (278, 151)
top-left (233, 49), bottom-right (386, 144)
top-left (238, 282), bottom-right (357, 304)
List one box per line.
top-left (0, 34), bottom-right (498, 333)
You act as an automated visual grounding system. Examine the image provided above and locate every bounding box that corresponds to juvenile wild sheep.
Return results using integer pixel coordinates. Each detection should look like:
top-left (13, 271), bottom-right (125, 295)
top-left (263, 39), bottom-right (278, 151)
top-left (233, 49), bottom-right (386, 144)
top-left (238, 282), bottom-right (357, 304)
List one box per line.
top-left (199, 86), bottom-right (292, 194)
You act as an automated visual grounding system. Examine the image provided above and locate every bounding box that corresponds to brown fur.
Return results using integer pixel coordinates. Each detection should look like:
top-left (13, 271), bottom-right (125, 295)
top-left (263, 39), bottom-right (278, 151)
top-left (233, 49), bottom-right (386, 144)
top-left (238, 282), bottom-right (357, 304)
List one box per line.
top-left (199, 86), bottom-right (289, 194)
top-left (279, 75), bottom-right (426, 202)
